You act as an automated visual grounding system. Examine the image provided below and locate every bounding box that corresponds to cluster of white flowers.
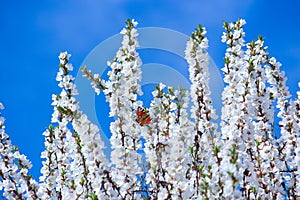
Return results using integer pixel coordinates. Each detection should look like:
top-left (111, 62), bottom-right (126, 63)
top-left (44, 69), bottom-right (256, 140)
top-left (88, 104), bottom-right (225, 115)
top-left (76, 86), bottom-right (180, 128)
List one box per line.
top-left (80, 66), bottom-right (107, 95)
top-left (1, 18), bottom-right (300, 199)
top-left (294, 84), bottom-right (300, 194)
top-left (103, 19), bottom-right (144, 199)
top-left (185, 24), bottom-right (221, 198)
top-left (219, 19), bottom-right (249, 198)
top-left (219, 19), bottom-right (300, 199)
top-left (141, 84), bottom-right (192, 199)
top-left (0, 105), bottom-right (39, 199)
top-left (266, 55), bottom-right (298, 198)
top-left (38, 51), bottom-right (111, 199)
top-left (242, 37), bottom-right (280, 199)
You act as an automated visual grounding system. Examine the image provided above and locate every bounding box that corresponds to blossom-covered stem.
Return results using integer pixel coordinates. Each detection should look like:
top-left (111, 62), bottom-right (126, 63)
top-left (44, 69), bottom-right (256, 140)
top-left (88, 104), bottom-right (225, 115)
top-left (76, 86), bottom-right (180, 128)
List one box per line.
top-left (0, 103), bottom-right (39, 199)
top-left (221, 21), bottom-right (284, 199)
top-left (39, 52), bottom-right (77, 198)
top-left (142, 84), bottom-right (192, 199)
top-left (80, 66), bottom-right (107, 95)
top-left (71, 116), bottom-right (110, 198)
top-left (104, 19), bottom-right (143, 198)
top-left (39, 52), bottom-right (110, 199)
top-left (244, 36), bottom-right (278, 198)
top-left (164, 87), bottom-right (192, 199)
top-left (259, 51), bottom-right (297, 198)
top-left (278, 99), bottom-right (298, 198)
top-left (185, 24), bottom-right (220, 198)
top-left (220, 18), bottom-right (250, 198)
top-left (294, 84), bottom-right (300, 197)
top-left (264, 53), bottom-right (299, 198)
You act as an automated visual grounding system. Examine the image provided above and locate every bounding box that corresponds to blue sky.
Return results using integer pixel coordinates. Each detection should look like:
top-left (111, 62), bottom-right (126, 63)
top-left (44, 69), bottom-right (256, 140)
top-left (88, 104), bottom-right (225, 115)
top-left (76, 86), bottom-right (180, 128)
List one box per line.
top-left (0, 1), bottom-right (300, 180)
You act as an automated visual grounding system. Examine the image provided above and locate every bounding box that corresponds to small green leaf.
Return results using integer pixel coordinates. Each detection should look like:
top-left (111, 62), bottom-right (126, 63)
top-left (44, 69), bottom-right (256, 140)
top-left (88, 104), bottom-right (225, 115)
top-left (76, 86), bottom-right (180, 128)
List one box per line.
top-left (190, 146), bottom-right (194, 154)
top-left (88, 192), bottom-right (98, 200)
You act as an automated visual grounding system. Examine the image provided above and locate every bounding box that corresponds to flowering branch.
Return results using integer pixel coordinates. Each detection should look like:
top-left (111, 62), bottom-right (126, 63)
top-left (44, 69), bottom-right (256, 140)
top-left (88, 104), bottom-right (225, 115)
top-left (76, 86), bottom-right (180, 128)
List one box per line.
top-left (185, 24), bottom-right (220, 198)
top-left (102, 19), bottom-right (144, 199)
top-left (38, 52), bottom-right (110, 199)
top-left (0, 103), bottom-right (39, 199)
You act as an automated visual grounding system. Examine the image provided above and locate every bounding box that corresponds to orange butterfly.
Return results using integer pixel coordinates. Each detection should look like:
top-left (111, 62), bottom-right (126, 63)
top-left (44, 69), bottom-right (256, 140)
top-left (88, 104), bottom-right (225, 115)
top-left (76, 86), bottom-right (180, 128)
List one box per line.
top-left (136, 107), bottom-right (151, 126)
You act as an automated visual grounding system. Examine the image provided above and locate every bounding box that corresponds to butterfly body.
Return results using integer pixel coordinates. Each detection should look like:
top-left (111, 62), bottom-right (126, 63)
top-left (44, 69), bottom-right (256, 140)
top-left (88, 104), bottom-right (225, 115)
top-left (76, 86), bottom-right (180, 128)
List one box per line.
top-left (136, 107), bottom-right (151, 126)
